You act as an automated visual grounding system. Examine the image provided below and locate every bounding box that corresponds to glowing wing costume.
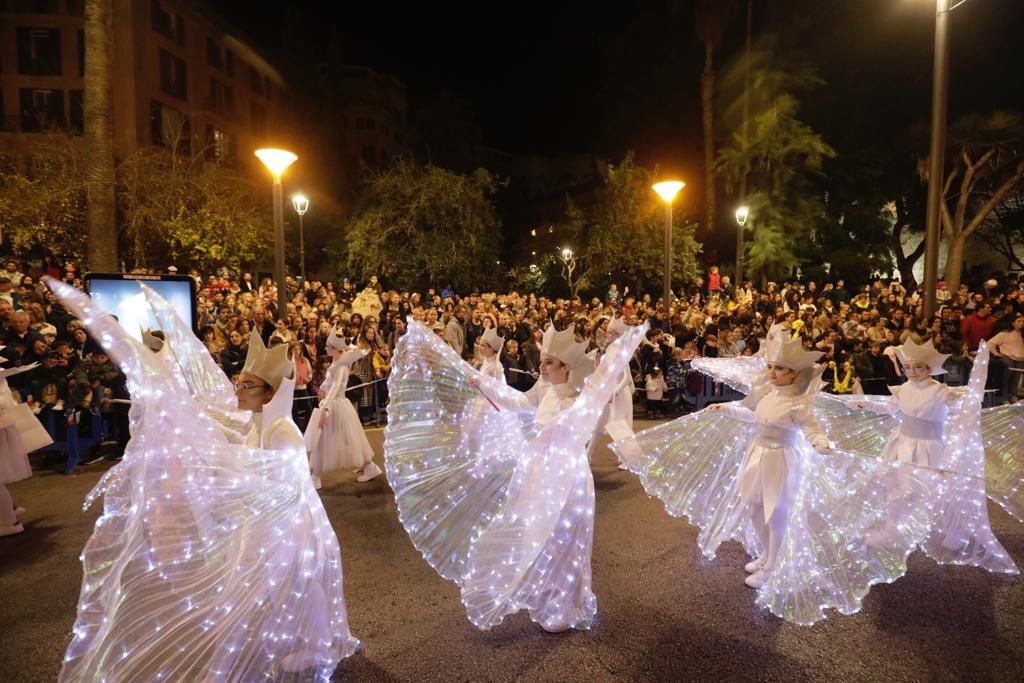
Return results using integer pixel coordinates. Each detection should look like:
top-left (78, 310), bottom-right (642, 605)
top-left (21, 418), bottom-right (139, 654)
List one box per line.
top-left (47, 280), bottom-right (360, 682)
top-left (385, 320), bottom-right (647, 630)
top-left (614, 366), bottom-right (962, 625)
top-left (697, 352), bottom-right (1024, 537)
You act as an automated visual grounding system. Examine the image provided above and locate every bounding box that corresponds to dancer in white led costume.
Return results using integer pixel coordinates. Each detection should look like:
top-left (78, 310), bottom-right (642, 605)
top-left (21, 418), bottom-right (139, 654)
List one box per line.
top-left (49, 279), bottom-right (360, 682)
top-left (305, 326), bottom-right (379, 488)
top-left (614, 334), bottom-right (968, 624)
top-left (385, 319), bottom-right (647, 632)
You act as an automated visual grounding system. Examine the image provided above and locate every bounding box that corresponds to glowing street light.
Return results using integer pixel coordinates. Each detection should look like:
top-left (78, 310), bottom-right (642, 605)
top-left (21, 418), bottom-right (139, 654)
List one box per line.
top-left (735, 205), bottom-right (750, 227)
top-left (558, 246), bottom-right (578, 297)
top-left (652, 180), bottom-right (685, 310)
top-left (291, 193), bottom-right (309, 282)
top-left (256, 148), bottom-right (297, 318)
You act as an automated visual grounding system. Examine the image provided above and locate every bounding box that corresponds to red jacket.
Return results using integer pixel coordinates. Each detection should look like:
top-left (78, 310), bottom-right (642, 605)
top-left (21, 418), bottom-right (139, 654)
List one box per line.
top-left (959, 313), bottom-right (995, 351)
top-left (708, 271), bottom-right (721, 291)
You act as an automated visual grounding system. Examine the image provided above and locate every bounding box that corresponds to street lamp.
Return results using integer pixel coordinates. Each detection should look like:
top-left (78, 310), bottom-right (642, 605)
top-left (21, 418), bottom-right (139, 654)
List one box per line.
top-left (255, 148), bottom-right (297, 319)
top-left (291, 192), bottom-right (309, 283)
top-left (559, 246), bottom-right (577, 296)
top-left (922, 0), bottom-right (957, 317)
top-left (735, 205), bottom-right (750, 284)
top-left (652, 180), bottom-right (685, 310)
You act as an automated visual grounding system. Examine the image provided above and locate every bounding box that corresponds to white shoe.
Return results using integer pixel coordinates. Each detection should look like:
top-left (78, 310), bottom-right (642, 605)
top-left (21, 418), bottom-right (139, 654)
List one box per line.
top-left (13, 506), bottom-right (26, 518)
top-left (540, 620), bottom-right (572, 634)
top-left (744, 568), bottom-right (769, 589)
top-left (312, 476), bottom-right (322, 490)
top-left (0, 523), bottom-right (25, 537)
top-left (744, 556), bottom-right (767, 574)
top-left (356, 461), bottom-right (382, 483)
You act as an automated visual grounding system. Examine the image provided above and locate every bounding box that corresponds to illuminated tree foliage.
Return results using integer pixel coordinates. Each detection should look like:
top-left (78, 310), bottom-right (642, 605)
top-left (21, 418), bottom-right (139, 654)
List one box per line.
top-left (562, 152), bottom-right (701, 300)
top-left (0, 133), bottom-right (89, 261)
top-left (330, 160), bottom-right (503, 290)
top-left (118, 129), bottom-right (272, 272)
top-left (716, 40), bottom-right (835, 280)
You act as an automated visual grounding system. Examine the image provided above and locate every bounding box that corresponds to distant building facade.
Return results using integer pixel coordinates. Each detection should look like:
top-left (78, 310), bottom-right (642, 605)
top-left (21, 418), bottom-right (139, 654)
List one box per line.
top-left (0, 0), bottom-right (286, 166)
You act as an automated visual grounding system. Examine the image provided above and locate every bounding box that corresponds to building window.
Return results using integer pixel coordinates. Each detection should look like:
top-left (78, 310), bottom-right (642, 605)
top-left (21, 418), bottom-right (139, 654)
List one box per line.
top-left (16, 27), bottom-right (62, 75)
top-left (68, 89), bottom-right (83, 133)
top-left (66, 0), bottom-right (84, 15)
top-left (249, 66), bottom-right (264, 96)
top-left (77, 29), bottom-right (84, 77)
top-left (205, 125), bottom-right (232, 161)
top-left (224, 50), bottom-right (234, 77)
top-left (19, 88), bottom-right (64, 131)
top-left (208, 78), bottom-right (232, 113)
top-left (366, 118), bottom-right (375, 131)
top-left (150, 99), bottom-right (189, 150)
top-left (206, 38), bottom-right (223, 70)
top-left (355, 117), bottom-right (364, 130)
top-left (159, 49), bottom-right (187, 101)
top-left (361, 144), bottom-right (375, 165)
top-left (250, 101), bottom-right (266, 136)
top-left (12, 0), bottom-right (59, 13)
top-left (151, 0), bottom-right (184, 46)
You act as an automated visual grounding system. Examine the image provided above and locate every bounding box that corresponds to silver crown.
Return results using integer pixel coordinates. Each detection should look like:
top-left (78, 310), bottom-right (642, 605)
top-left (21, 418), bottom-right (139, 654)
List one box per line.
top-left (480, 326), bottom-right (505, 352)
top-left (325, 324), bottom-right (348, 352)
top-left (241, 329), bottom-right (293, 390)
top-left (763, 335), bottom-right (823, 372)
top-left (897, 338), bottom-right (950, 375)
top-left (540, 323), bottom-right (590, 369)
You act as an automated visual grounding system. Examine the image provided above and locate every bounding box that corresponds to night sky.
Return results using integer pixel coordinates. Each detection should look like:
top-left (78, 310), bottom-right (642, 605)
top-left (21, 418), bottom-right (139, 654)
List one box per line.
top-left (213, 0), bottom-right (1024, 178)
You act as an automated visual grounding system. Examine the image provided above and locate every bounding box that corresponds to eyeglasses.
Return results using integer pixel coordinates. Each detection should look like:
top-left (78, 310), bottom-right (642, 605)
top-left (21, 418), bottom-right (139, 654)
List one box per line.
top-left (233, 380), bottom-right (269, 392)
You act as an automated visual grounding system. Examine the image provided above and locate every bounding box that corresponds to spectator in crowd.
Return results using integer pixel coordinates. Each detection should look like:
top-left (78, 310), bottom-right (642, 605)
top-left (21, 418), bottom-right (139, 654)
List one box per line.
top-left (444, 305), bottom-right (467, 357)
top-left (960, 303), bottom-right (996, 352)
top-left (989, 313), bottom-right (1024, 399)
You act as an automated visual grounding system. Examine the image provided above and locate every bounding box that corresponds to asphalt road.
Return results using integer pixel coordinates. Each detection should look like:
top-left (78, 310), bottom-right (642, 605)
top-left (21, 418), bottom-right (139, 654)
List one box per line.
top-left (2, 420), bottom-right (1023, 682)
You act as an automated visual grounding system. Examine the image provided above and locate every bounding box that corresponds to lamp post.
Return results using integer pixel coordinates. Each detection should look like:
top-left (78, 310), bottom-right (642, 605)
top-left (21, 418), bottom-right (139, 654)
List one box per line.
top-left (652, 180), bottom-right (685, 310)
top-left (922, 0), bottom-right (953, 318)
top-left (255, 148), bottom-right (297, 320)
top-left (735, 205), bottom-right (750, 285)
top-left (291, 192), bottom-right (309, 283)
top-left (559, 246), bottom-right (577, 297)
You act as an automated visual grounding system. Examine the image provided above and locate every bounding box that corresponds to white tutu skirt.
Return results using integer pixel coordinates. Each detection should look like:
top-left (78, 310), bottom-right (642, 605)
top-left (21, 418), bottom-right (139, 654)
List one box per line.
top-left (0, 425), bottom-right (32, 483)
top-left (309, 397), bottom-right (375, 473)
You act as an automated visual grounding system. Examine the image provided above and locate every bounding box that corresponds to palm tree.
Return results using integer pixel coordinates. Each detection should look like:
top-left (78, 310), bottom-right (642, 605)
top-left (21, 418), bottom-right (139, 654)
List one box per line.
top-left (694, 0), bottom-right (739, 238)
top-left (84, 0), bottom-right (118, 271)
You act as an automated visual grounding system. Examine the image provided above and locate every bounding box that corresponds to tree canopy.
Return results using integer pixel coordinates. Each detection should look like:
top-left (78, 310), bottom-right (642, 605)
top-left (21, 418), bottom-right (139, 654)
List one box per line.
top-left (329, 160), bottom-right (503, 291)
top-left (561, 152), bottom-right (702, 300)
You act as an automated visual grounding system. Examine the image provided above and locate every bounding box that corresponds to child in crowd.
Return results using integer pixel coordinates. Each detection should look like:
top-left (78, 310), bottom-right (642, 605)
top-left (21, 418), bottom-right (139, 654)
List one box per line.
top-left (645, 367), bottom-right (668, 418)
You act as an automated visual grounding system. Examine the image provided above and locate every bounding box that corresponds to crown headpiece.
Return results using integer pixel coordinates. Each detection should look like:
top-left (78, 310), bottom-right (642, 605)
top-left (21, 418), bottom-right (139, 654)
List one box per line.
top-left (897, 338), bottom-right (950, 375)
top-left (540, 323), bottom-right (590, 369)
top-left (480, 326), bottom-right (505, 353)
top-left (241, 329), bottom-right (293, 389)
top-left (325, 325), bottom-right (348, 352)
top-left (608, 316), bottom-right (631, 337)
top-left (763, 335), bottom-right (823, 372)
top-left (336, 344), bottom-right (366, 367)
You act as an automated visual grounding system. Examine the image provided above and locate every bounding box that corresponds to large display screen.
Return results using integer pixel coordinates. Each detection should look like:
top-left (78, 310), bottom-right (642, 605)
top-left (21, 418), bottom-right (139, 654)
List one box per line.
top-left (85, 273), bottom-right (197, 341)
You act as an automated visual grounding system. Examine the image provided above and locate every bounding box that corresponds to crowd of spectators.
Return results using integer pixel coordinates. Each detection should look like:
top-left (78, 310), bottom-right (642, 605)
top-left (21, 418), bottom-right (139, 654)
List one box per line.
top-left (2, 256), bottom-right (1023, 459)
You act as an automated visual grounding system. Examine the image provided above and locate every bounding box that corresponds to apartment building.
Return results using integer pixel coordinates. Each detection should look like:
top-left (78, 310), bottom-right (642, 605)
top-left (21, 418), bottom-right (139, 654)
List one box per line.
top-left (0, 0), bottom-right (286, 164)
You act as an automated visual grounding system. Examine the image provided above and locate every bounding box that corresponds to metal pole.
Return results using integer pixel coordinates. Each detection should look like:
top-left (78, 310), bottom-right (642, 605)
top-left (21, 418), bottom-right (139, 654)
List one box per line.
top-left (299, 212), bottom-right (306, 282)
top-left (923, 0), bottom-right (951, 318)
top-left (272, 177), bottom-right (287, 319)
top-left (736, 0), bottom-right (752, 287)
top-left (663, 203), bottom-right (673, 310)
